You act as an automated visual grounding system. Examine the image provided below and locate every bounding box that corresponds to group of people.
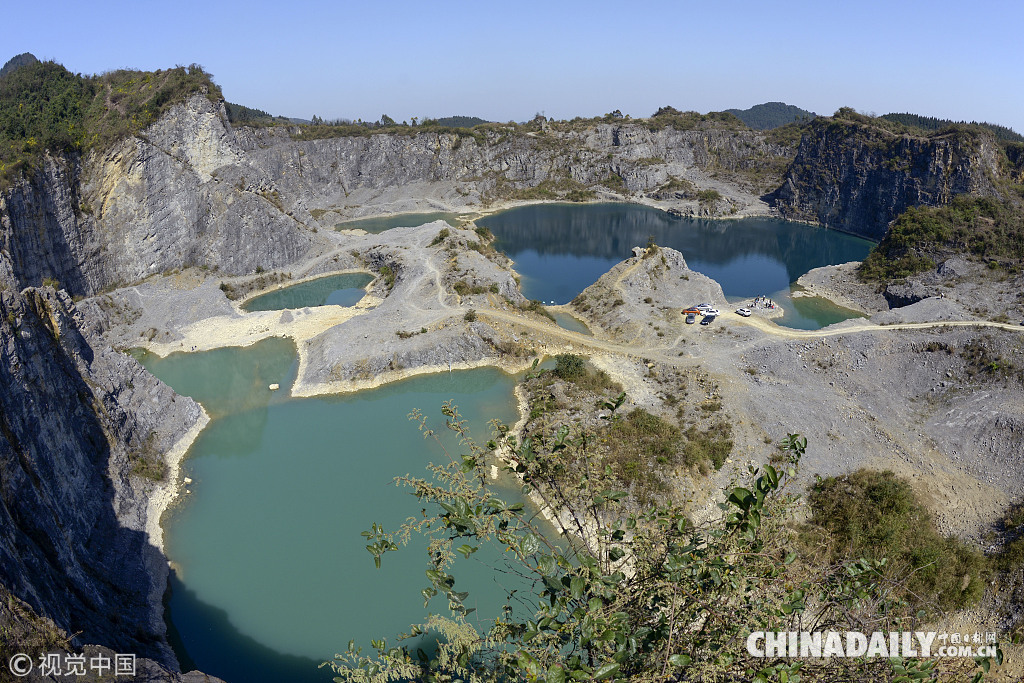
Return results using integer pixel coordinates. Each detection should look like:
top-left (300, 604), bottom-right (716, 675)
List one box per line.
top-left (753, 296), bottom-right (776, 310)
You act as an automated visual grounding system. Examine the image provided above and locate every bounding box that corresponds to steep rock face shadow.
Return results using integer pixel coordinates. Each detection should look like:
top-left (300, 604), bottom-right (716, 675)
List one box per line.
top-left (0, 283), bottom-right (189, 668)
top-left (1, 159), bottom-right (94, 297)
top-left (165, 570), bottom-right (334, 683)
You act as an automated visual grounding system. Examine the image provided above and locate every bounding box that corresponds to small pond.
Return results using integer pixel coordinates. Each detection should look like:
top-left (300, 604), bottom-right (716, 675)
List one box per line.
top-left (241, 273), bottom-right (373, 312)
top-left (335, 211), bottom-right (466, 233)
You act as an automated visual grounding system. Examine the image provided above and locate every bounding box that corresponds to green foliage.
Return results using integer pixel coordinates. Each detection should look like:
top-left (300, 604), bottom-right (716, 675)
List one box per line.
top-left (859, 195), bottom-right (1024, 282)
top-left (378, 265), bottom-right (396, 290)
top-left (993, 502), bottom-right (1024, 573)
top-left (0, 52), bottom-right (39, 79)
top-left (463, 309), bottom-right (477, 322)
top-left (329, 425), bottom-right (994, 682)
top-left (0, 59), bottom-right (221, 187)
top-left (430, 228), bottom-right (450, 246)
top-left (552, 353), bottom-right (585, 381)
top-left (225, 101), bottom-right (282, 124)
top-left (429, 115), bottom-right (489, 128)
top-left (723, 102), bottom-right (816, 130)
top-left (881, 112), bottom-right (1023, 143)
top-left (644, 107), bottom-right (746, 133)
top-left (521, 299), bottom-right (555, 321)
top-left (806, 469), bottom-right (987, 612)
top-left (291, 116), bottom-right (488, 145)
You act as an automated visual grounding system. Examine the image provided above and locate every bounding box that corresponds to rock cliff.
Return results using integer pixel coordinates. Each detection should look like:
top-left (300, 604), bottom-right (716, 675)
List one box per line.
top-left (767, 113), bottom-right (1005, 240)
top-left (0, 253), bottom-right (203, 669)
top-left (0, 97), bottom-right (326, 298)
top-left (237, 120), bottom-right (795, 221)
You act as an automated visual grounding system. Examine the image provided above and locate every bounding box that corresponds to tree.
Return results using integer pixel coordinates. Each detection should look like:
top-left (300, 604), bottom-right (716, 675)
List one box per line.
top-left (327, 405), bottom-right (999, 682)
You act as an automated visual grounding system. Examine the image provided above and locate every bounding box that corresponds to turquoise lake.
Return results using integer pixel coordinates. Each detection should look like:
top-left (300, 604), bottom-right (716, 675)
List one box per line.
top-left (241, 273), bottom-right (374, 312)
top-left (142, 339), bottom-right (533, 683)
top-left (478, 203), bottom-right (875, 330)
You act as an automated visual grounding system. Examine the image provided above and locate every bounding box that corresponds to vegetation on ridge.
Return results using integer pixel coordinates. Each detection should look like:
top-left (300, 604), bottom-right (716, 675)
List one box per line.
top-left (881, 112), bottom-right (1024, 144)
top-left (859, 194), bottom-right (1024, 281)
top-left (0, 59), bottom-right (221, 188)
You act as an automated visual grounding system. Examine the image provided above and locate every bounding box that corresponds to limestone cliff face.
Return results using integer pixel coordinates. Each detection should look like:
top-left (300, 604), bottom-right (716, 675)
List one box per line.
top-left (235, 121), bottom-right (795, 220)
top-left (0, 96), bottom-right (325, 298)
top-left (0, 255), bottom-right (203, 668)
top-left (767, 116), bottom-right (1004, 240)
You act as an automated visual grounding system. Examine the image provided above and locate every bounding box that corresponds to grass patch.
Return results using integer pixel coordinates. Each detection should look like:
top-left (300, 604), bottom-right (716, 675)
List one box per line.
top-left (552, 354), bottom-right (620, 394)
top-left (521, 299), bottom-right (555, 321)
top-left (804, 469), bottom-right (986, 613)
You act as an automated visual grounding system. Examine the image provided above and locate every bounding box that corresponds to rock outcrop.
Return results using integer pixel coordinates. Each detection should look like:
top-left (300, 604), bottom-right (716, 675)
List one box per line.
top-left (1, 96), bottom-right (801, 300)
top-left (0, 96), bottom-right (327, 298)
top-left (0, 253), bottom-right (203, 669)
top-left (767, 113), bottom-right (1005, 240)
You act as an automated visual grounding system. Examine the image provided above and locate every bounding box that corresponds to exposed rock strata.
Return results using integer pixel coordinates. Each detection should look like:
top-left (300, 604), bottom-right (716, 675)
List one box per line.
top-left (0, 254), bottom-right (202, 669)
top-left (768, 115), bottom-right (1005, 240)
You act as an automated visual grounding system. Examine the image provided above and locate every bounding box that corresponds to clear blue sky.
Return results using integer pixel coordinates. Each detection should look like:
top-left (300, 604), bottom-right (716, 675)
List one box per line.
top-left (7, 0), bottom-right (1023, 132)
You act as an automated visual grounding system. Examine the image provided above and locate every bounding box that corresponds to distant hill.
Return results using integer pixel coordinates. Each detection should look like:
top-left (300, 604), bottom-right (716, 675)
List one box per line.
top-left (724, 102), bottom-right (816, 130)
top-left (430, 116), bottom-right (489, 128)
top-left (225, 101), bottom-right (276, 124)
top-left (881, 112), bottom-right (1023, 143)
top-left (0, 52), bottom-right (39, 79)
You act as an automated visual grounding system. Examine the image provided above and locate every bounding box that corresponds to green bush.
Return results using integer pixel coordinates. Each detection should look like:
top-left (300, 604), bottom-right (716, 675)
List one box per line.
top-left (806, 469), bottom-right (986, 612)
top-left (553, 353), bottom-right (585, 381)
top-left (859, 195), bottom-right (1024, 282)
top-left (429, 228), bottom-right (450, 246)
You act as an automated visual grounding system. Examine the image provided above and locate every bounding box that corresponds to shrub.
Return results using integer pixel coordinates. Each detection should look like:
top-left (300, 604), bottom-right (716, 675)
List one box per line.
top-left (330, 429), bottom-right (992, 682)
top-left (430, 228), bottom-right (450, 246)
top-left (553, 353), bottom-right (585, 381)
top-left (805, 469), bottom-right (986, 612)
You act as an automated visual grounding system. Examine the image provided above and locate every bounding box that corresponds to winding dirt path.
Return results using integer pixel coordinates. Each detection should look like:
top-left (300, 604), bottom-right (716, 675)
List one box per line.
top-left (477, 307), bottom-right (1024, 367)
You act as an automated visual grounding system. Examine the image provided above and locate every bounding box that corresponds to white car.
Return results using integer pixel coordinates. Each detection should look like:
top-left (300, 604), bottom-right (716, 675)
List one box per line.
top-left (703, 308), bottom-right (720, 316)
top-left (736, 308), bottom-right (752, 317)
top-left (696, 303), bottom-right (714, 312)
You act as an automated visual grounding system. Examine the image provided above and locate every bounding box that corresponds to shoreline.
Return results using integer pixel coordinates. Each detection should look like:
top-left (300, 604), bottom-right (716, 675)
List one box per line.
top-left (292, 354), bottom-right (538, 398)
top-left (325, 196), bottom-right (882, 244)
top-left (146, 406), bottom-right (211, 555)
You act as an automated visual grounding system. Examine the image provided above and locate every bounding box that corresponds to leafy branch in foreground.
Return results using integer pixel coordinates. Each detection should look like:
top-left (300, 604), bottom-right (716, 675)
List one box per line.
top-left (327, 406), bottom-right (997, 682)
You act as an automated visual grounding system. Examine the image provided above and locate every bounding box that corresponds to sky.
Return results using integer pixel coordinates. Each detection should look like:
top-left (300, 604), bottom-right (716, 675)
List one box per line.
top-left (5, 0), bottom-right (1023, 132)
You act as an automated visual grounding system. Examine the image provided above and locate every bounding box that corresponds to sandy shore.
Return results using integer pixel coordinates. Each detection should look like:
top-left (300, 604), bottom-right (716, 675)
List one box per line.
top-left (292, 354), bottom-right (537, 398)
top-left (144, 296), bottom-right (381, 357)
top-left (145, 407), bottom-right (211, 554)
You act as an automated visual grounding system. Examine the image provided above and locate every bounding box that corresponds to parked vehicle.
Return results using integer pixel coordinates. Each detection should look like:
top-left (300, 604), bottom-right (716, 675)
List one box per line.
top-left (683, 307), bottom-right (701, 316)
top-left (736, 307), bottom-right (752, 317)
top-left (700, 315), bottom-right (716, 325)
top-left (685, 313), bottom-right (696, 324)
top-left (704, 308), bottom-right (720, 316)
